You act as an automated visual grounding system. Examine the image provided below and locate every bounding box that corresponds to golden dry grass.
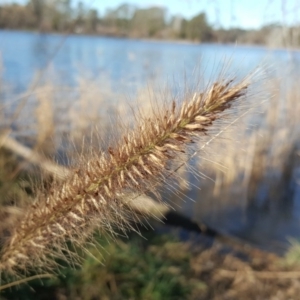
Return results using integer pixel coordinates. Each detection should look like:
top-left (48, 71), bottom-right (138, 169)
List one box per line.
top-left (195, 70), bottom-right (300, 212)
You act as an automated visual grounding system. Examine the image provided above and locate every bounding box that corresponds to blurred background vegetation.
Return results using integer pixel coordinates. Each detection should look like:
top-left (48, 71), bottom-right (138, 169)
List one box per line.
top-left (1, 0), bottom-right (300, 47)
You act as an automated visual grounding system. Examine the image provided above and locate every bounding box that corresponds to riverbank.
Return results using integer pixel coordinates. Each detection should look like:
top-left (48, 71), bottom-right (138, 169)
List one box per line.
top-left (0, 28), bottom-right (293, 51)
top-left (1, 228), bottom-right (300, 300)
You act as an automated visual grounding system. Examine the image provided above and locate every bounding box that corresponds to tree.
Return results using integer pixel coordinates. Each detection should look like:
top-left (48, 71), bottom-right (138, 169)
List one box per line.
top-left (29, 0), bottom-right (44, 28)
top-left (185, 12), bottom-right (213, 42)
top-left (86, 8), bottom-right (98, 32)
top-left (75, 1), bottom-right (86, 27)
top-left (131, 6), bottom-right (166, 37)
top-left (102, 3), bottom-right (136, 35)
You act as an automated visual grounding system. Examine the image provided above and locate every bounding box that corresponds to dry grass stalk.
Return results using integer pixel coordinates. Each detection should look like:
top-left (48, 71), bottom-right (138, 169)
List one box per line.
top-left (208, 75), bottom-right (300, 207)
top-left (0, 77), bottom-right (250, 275)
top-left (0, 133), bottom-right (67, 180)
top-left (34, 85), bottom-right (55, 151)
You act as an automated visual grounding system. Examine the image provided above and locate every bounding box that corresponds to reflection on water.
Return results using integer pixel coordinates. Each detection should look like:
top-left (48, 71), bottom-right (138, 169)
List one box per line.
top-left (1, 30), bottom-right (300, 253)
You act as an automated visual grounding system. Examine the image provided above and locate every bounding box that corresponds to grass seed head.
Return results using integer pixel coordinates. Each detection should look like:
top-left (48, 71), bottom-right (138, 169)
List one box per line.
top-left (0, 75), bottom-right (251, 276)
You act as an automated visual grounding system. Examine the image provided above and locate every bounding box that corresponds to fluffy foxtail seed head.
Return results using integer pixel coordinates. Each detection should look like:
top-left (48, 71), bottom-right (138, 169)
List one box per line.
top-left (0, 76), bottom-right (250, 276)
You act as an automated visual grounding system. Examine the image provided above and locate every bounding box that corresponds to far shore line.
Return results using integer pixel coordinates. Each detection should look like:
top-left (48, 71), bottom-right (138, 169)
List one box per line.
top-left (1, 28), bottom-right (300, 52)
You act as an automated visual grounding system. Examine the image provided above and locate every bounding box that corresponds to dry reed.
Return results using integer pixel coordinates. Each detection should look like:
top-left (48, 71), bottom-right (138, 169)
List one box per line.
top-left (0, 76), bottom-right (251, 276)
top-left (199, 73), bottom-right (299, 204)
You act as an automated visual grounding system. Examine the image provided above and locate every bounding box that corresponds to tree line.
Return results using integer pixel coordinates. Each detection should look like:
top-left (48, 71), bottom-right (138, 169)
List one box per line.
top-left (0, 1), bottom-right (299, 47)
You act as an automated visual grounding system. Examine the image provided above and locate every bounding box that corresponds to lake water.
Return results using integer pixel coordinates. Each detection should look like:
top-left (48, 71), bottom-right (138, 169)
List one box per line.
top-left (2, 30), bottom-right (300, 94)
top-left (1, 30), bottom-right (300, 254)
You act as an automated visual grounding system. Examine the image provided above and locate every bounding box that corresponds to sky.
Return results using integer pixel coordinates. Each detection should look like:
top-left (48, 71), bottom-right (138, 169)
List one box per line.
top-left (4, 0), bottom-right (300, 29)
top-left (88, 0), bottom-right (300, 29)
